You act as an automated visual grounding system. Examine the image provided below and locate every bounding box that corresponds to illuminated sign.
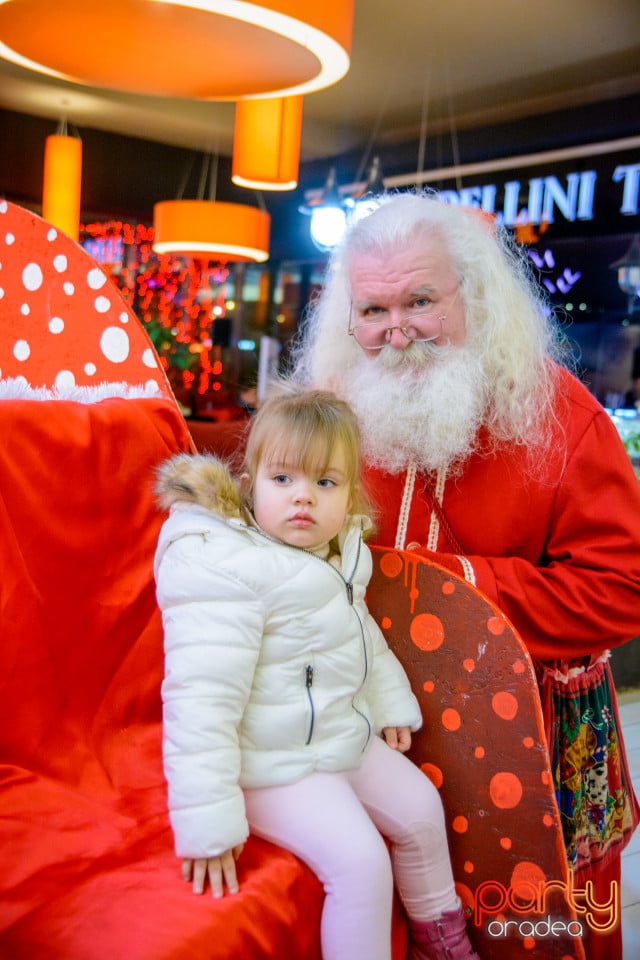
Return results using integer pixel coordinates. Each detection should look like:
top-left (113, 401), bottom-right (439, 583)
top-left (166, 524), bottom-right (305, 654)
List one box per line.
top-left (438, 163), bottom-right (640, 226)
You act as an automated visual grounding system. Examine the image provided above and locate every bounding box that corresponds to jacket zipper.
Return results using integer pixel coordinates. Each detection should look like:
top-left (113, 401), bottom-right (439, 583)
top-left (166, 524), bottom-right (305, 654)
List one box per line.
top-left (252, 524), bottom-right (368, 747)
top-left (344, 531), bottom-right (362, 604)
top-left (305, 664), bottom-right (315, 745)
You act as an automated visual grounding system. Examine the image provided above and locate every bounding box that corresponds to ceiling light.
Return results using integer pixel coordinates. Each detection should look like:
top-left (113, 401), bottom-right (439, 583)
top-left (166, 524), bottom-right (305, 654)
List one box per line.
top-left (42, 119), bottom-right (82, 241)
top-left (153, 200), bottom-right (270, 263)
top-left (299, 166), bottom-right (352, 252)
top-left (232, 96), bottom-right (303, 191)
top-left (0, 1), bottom-right (354, 99)
top-left (309, 206), bottom-right (347, 251)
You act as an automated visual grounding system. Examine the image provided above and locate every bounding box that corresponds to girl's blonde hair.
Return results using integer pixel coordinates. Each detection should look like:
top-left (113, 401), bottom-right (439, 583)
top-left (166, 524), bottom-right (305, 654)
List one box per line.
top-left (243, 387), bottom-right (372, 522)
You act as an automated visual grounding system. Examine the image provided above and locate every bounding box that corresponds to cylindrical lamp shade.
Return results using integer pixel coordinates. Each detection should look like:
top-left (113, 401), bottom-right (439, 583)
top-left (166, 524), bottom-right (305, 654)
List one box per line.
top-left (232, 96), bottom-right (303, 191)
top-left (152, 200), bottom-right (270, 262)
top-left (42, 134), bottom-right (82, 241)
top-left (0, 1), bottom-right (354, 99)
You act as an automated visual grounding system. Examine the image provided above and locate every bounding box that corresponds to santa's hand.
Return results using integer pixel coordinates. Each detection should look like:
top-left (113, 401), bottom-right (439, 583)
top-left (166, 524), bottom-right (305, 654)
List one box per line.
top-left (182, 844), bottom-right (244, 897)
top-left (382, 726), bottom-right (412, 752)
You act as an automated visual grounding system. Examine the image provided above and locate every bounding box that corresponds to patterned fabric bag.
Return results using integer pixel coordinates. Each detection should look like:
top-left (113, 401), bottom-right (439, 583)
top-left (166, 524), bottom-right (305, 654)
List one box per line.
top-left (537, 654), bottom-right (639, 879)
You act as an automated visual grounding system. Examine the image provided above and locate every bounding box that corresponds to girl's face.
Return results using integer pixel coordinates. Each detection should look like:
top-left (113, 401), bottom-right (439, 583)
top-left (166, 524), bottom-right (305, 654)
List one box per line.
top-left (252, 441), bottom-right (352, 550)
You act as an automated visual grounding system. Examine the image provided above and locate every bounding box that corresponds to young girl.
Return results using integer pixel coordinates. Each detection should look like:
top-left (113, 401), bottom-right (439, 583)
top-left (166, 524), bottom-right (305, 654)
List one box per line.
top-left (154, 388), bottom-right (479, 960)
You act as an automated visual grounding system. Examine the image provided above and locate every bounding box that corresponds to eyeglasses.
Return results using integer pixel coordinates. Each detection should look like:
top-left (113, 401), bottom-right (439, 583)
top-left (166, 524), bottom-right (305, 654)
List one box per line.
top-left (348, 290), bottom-right (459, 351)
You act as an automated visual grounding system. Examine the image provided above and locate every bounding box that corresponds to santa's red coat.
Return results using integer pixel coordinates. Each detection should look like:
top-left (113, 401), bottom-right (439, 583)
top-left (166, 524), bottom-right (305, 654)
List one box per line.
top-left (365, 366), bottom-right (640, 662)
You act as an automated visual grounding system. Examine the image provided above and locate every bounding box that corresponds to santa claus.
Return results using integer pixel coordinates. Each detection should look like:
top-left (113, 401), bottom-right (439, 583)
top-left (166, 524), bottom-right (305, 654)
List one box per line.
top-left (293, 191), bottom-right (640, 960)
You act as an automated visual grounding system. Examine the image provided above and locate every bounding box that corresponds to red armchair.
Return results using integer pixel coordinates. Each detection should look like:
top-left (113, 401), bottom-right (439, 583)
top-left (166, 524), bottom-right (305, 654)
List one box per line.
top-left (0, 201), bottom-right (583, 960)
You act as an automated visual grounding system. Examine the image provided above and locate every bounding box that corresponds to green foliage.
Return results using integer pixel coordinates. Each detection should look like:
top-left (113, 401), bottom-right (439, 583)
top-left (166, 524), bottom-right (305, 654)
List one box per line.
top-left (143, 318), bottom-right (200, 373)
top-left (623, 431), bottom-right (640, 458)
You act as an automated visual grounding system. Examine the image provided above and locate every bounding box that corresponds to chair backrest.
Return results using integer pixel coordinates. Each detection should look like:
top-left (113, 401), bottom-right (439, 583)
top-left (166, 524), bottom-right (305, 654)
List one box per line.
top-left (0, 200), bottom-right (194, 935)
top-left (0, 198), bottom-right (194, 791)
top-left (0, 394), bottom-right (191, 786)
top-left (368, 546), bottom-right (586, 960)
top-left (0, 198), bottom-right (175, 396)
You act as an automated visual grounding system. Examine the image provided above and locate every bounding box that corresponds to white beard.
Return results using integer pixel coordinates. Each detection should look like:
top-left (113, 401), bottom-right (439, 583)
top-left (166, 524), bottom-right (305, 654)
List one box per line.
top-left (340, 343), bottom-right (488, 475)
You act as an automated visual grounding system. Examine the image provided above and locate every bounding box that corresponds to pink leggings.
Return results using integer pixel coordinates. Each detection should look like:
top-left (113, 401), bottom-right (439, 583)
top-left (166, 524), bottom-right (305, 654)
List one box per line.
top-left (244, 735), bottom-right (458, 960)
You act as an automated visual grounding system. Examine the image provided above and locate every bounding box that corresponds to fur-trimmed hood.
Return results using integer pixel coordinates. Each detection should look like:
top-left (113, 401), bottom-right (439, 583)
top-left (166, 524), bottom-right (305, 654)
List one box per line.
top-left (155, 452), bottom-right (373, 545)
top-left (155, 453), bottom-right (250, 523)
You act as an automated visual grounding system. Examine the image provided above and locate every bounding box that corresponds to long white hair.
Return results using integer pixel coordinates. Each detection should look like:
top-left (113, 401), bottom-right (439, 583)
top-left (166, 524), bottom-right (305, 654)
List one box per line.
top-left (291, 191), bottom-right (569, 469)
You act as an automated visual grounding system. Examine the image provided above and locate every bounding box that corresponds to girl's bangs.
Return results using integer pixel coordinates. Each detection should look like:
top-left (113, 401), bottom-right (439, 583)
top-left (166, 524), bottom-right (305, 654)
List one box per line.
top-left (260, 417), bottom-right (339, 477)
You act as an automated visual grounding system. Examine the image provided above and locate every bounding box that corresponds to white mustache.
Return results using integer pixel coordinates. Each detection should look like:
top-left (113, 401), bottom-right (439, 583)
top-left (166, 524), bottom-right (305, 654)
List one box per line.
top-left (376, 338), bottom-right (455, 371)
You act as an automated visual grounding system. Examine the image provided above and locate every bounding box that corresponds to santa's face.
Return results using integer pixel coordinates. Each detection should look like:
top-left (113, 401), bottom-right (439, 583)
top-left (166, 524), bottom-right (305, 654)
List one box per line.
top-left (348, 240), bottom-right (466, 359)
top-left (339, 239), bottom-right (487, 475)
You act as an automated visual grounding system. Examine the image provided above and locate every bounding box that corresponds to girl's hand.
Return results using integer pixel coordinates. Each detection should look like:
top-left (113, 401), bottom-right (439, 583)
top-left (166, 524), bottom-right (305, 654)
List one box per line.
top-left (382, 726), bottom-right (412, 753)
top-left (182, 844), bottom-right (245, 897)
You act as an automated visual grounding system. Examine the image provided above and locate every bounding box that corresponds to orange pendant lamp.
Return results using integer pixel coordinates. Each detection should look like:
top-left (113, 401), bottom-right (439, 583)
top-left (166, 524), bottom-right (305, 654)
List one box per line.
top-left (232, 96), bottom-right (303, 191)
top-left (153, 200), bottom-right (270, 263)
top-left (0, 1), bottom-right (354, 100)
top-left (42, 123), bottom-right (82, 241)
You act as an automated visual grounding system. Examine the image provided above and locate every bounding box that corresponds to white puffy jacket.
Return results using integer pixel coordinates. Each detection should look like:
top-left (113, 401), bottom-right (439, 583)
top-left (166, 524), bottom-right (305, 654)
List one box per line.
top-left (154, 455), bottom-right (422, 859)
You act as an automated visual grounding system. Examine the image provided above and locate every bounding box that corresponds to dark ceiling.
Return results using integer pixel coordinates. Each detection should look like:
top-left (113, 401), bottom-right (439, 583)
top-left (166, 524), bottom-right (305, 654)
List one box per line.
top-left (0, 0), bottom-right (639, 263)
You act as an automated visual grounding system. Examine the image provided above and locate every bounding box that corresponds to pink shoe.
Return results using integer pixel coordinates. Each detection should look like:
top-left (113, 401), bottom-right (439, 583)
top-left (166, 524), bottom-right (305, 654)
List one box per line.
top-left (408, 903), bottom-right (481, 960)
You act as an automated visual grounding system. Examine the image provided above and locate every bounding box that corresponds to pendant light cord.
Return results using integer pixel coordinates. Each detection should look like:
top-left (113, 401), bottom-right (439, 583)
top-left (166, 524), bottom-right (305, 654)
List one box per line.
top-left (416, 67), bottom-right (431, 187)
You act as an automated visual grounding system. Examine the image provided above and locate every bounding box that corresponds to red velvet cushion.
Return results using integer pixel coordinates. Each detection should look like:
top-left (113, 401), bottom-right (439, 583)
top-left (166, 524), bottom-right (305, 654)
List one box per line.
top-left (0, 397), bottom-right (332, 959)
